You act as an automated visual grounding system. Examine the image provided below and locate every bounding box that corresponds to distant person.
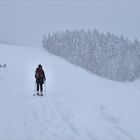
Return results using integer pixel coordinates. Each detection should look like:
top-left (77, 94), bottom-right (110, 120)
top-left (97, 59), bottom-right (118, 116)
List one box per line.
top-left (3, 64), bottom-right (6, 68)
top-left (35, 64), bottom-right (46, 96)
top-left (0, 64), bottom-right (2, 68)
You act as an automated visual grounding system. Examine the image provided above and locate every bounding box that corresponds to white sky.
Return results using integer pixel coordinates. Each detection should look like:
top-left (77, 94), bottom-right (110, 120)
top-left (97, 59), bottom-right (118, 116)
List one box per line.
top-left (0, 1), bottom-right (139, 46)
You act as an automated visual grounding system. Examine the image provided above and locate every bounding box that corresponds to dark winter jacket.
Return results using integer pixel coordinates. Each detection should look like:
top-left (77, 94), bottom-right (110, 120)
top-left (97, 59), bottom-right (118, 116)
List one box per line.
top-left (35, 67), bottom-right (46, 84)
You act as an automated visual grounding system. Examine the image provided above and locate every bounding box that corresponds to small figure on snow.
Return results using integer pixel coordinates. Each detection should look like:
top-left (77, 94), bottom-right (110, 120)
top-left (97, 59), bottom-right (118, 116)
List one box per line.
top-left (0, 64), bottom-right (2, 68)
top-left (3, 64), bottom-right (6, 68)
top-left (35, 64), bottom-right (46, 96)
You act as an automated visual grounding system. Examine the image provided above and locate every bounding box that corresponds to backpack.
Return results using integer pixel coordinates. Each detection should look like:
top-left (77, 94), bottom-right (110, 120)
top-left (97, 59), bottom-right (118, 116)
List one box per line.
top-left (35, 68), bottom-right (44, 79)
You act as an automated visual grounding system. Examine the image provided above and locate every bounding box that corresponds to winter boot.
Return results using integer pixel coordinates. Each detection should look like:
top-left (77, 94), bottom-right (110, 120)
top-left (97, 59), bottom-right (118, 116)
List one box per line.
top-left (40, 91), bottom-right (43, 96)
top-left (37, 91), bottom-right (39, 95)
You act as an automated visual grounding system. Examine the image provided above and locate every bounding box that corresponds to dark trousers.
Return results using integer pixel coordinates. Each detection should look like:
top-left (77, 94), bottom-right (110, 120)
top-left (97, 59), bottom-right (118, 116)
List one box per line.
top-left (36, 78), bottom-right (44, 92)
top-left (37, 83), bottom-right (43, 92)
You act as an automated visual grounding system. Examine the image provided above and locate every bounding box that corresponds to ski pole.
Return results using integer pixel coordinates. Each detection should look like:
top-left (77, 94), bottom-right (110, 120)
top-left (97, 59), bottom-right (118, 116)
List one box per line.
top-left (33, 81), bottom-right (36, 96)
top-left (44, 81), bottom-right (46, 94)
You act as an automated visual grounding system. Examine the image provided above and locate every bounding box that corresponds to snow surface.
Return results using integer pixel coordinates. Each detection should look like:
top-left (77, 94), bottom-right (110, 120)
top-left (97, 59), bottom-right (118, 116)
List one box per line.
top-left (0, 44), bottom-right (140, 140)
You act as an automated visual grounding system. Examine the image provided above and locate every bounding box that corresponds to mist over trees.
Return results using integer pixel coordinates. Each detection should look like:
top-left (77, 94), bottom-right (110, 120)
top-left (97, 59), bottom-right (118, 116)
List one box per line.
top-left (43, 29), bottom-right (140, 81)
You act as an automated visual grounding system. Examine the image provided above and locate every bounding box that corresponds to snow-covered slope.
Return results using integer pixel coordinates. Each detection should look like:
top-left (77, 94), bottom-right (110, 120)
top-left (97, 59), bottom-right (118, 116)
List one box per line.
top-left (0, 44), bottom-right (140, 140)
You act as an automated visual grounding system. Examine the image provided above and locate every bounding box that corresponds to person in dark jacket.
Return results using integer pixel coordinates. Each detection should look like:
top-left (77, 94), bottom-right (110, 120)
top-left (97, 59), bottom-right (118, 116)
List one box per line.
top-left (35, 64), bottom-right (46, 96)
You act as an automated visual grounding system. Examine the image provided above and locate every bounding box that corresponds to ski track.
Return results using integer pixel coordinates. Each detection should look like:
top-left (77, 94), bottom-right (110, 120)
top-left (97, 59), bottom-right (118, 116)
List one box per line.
top-left (23, 94), bottom-right (86, 140)
top-left (21, 91), bottom-right (133, 140)
top-left (99, 106), bottom-right (134, 140)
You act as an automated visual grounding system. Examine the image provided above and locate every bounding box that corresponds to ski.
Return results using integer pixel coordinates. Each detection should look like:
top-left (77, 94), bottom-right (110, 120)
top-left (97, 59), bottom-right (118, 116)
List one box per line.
top-left (33, 93), bottom-right (44, 96)
top-left (37, 94), bottom-right (43, 96)
top-left (33, 91), bottom-right (45, 96)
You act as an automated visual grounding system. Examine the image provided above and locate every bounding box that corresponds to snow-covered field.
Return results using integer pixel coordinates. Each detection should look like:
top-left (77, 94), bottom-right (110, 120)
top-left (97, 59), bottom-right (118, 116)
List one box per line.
top-left (0, 44), bottom-right (140, 140)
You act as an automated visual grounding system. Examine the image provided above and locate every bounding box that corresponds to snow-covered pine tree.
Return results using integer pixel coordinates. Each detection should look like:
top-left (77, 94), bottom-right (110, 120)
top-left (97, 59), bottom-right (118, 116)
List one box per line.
top-left (43, 29), bottom-right (140, 81)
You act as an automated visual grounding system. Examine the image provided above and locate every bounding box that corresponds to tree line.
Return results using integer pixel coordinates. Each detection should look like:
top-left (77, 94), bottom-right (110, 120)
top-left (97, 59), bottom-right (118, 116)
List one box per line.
top-left (43, 29), bottom-right (140, 81)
